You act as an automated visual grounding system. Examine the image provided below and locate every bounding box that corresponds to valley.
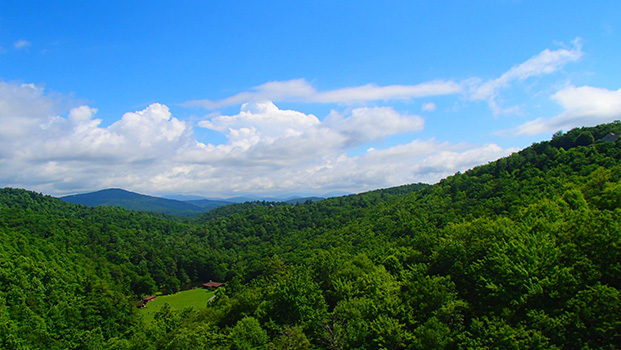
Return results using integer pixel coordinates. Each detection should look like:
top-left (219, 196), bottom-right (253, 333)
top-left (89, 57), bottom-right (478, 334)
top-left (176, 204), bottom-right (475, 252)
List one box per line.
top-left (0, 122), bottom-right (619, 349)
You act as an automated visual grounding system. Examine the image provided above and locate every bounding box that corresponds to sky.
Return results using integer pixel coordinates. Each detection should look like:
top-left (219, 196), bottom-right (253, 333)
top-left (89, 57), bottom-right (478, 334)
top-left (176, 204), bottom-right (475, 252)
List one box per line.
top-left (1, 1), bottom-right (620, 198)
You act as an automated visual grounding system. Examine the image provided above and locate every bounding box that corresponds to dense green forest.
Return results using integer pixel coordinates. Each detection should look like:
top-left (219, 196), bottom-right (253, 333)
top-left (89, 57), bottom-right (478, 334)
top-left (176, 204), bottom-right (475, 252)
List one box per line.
top-left (1, 122), bottom-right (619, 349)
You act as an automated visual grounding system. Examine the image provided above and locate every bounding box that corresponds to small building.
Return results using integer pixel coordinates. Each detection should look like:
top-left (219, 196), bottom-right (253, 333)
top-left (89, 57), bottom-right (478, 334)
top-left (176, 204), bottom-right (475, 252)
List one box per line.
top-left (138, 295), bottom-right (157, 308)
top-left (596, 132), bottom-right (619, 144)
top-left (202, 281), bottom-right (225, 289)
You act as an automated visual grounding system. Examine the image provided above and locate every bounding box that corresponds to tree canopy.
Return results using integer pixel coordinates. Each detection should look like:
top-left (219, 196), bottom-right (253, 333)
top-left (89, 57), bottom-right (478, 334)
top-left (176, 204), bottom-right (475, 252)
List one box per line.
top-left (1, 121), bottom-right (619, 349)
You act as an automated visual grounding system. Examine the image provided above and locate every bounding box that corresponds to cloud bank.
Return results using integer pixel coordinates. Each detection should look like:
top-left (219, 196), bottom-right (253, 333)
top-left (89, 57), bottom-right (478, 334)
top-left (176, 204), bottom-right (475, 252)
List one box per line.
top-left (0, 82), bottom-right (513, 196)
top-left (1, 39), bottom-right (608, 197)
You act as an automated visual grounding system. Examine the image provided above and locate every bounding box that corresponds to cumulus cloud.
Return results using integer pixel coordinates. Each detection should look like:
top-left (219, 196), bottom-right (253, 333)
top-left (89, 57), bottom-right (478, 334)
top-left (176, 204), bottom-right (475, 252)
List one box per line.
top-left (183, 79), bottom-right (462, 109)
top-left (512, 85), bottom-right (621, 135)
top-left (0, 82), bottom-right (56, 138)
top-left (12, 103), bottom-right (190, 164)
top-left (14, 39), bottom-right (31, 49)
top-left (0, 38), bottom-right (597, 197)
top-left (198, 102), bottom-right (424, 153)
top-left (192, 102), bottom-right (424, 166)
top-left (323, 106), bottom-right (424, 147)
top-left (1, 81), bottom-right (516, 196)
top-left (3, 36), bottom-right (609, 197)
top-left (469, 38), bottom-right (583, 115)
top-left (199, 101), bottom-right (320, 137)
top-left (0, 82), bottom-right (193, 194)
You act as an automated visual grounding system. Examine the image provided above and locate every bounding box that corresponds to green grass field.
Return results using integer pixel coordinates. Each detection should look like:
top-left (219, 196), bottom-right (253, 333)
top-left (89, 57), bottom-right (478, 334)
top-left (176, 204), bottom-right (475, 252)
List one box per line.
top-left (138, 288), bottom-right (215, 323)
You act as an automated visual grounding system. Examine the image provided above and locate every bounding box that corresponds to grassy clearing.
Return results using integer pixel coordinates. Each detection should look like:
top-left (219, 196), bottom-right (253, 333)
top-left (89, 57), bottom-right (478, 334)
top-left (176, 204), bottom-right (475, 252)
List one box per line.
top-left (138, 288), bottom-right (215, 323)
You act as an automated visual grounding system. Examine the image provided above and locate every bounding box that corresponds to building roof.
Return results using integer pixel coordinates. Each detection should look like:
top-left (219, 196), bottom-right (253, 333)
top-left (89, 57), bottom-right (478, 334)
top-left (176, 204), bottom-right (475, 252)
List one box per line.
top-left (596, 132), bottom-right (619, 143)
top-left (202, 281), bottom-right (225, 288)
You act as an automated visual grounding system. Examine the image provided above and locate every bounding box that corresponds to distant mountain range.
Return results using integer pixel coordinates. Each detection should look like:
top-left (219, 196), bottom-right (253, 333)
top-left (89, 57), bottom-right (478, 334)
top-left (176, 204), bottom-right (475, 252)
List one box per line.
top-left (61, 189), bottom-right (210, 217)
top-left (60, 188), bottom-right (327, 217)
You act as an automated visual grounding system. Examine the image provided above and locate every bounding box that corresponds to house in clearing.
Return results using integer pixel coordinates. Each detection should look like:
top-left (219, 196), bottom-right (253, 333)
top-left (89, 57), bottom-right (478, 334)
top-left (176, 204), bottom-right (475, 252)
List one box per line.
top-left (202, 281), bottom-right (225, 289)
top-left (138, 295), bottom-right (157, 308)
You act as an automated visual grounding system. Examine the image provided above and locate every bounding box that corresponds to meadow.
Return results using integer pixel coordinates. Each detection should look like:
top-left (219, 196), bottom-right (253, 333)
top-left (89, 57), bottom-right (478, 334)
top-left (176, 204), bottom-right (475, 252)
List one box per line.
top-left (138, 288), bottom-right (216, 323)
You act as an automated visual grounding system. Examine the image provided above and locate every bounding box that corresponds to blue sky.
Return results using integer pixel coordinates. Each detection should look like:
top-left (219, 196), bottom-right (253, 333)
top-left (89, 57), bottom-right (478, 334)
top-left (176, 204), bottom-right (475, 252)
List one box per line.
top-left (1, 1), bottom-right (620, 197)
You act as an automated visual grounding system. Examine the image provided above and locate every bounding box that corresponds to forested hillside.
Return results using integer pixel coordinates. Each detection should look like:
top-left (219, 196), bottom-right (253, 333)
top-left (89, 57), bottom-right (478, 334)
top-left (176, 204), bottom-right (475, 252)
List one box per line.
top-left (1, 122), bottom-right (619, 349)
top-left (61, 188), bottom-right (211, 217)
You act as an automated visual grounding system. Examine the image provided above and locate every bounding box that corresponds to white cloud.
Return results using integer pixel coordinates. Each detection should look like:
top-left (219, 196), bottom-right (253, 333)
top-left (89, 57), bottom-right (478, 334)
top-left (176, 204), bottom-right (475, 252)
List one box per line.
top-left (198, 102), bottom-right (424, 153)
top-left (193, 101), bottom-right (339, 165)
top-left (469, 38), bottom-right (583, 115)
top-left (183, 40), bottom-right (582, 119)
top-left (323, 106), bottom-right (424, 146)
top-left (183, 79), bottom-right (461, 109)
top-left (190, 102), bottom-right (424, 168)
top-left (0, 82), bottom-right (61, 138)
top-left (513, 85), bottom-right (621, 135)
top-left (409, 143), bottom-right (518, 182)
top-left (14, 103), bottom-right (190, 164)
top-left (0, 82), bottom-right (194, 194)
top-left (313, 81), bottom-right (461, 103)
top-left (422, 102), bottom-right (436, 112)
top-left (268, 140), bottom-right (517, 192)
top-left (199, 101), bottom-right (320, 137)
top-left (1, 81), bottom-right (514, 197)
top-left (0, 38), bottom-right (601, 197)
top-left (110, 103), bottom-right (188, 146)
top-left (3, 32), bottom-right (588, 200)
top-left (14, 39), bottom-right (31, 49)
